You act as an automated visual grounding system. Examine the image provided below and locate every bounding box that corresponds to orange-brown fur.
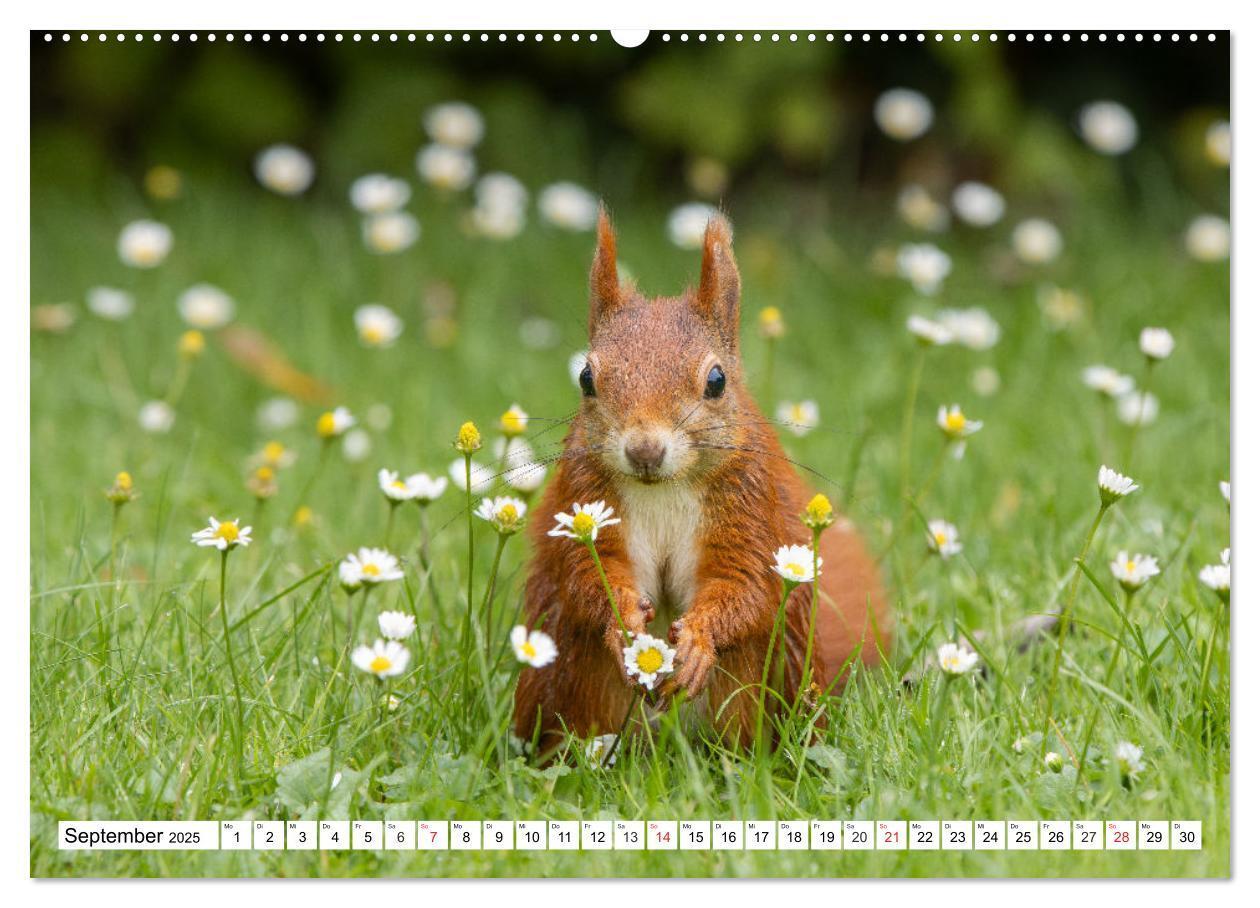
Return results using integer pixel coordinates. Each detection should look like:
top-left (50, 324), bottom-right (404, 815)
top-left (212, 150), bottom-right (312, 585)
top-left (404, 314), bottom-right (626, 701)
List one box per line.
top-left (513, 209), bottom-right (888, 752)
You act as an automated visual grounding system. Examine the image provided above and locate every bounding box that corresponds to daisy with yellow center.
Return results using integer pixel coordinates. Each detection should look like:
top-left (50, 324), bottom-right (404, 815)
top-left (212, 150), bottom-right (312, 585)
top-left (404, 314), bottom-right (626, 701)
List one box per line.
top-left (1109, 550), bottom-right (1160, 593)
top-left (510, 625), bottom-right (558, 668)
top-left (354, 304), bottom-right (404, 347)
top-left (378, 610), bottom-right (417, 640)
top-left (317, 407), bottom-right (355, 440)
top-left (191, 517), bottom-right (253, 551)
top-left (476, 496), bottom-right (528, 536)
top-left (776, 400), bottom-right (820, 437)
top-left (247, 465), bottom-right (278, 500)
top-left (937, 641), bottom-right (980, 677)
top-left (379, 468), bottom-right (421, 503)
top-left (926, 519), bottom-right (962, 558)
top-left (339, 548), bottom-right (404, 588)
top-left (499, 404), bottom-right (529, 437)
top-left (549, 501), bottom-right (620, 543)
top-left (772, 544), bottom-right (820, 585)
top-left (936, 404), bottom-right (983, 440)
top-left (622, 633), bottom-right (677, 690)
top-left (352, 639), bottom-right (411, 678)
top-left (758, 306), bottom-right (785, 340)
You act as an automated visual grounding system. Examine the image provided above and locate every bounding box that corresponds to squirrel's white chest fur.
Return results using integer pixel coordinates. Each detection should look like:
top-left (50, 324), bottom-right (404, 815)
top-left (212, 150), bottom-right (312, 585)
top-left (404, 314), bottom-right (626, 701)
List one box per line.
top-left (617, 483), bottom-right (702, 620)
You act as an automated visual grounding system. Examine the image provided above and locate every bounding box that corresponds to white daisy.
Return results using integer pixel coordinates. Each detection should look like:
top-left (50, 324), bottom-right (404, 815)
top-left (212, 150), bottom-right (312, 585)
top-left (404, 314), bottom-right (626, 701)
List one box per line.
top-left (937, 307), bottom-right (1000, 350)
top-left (341, 547), bottom-right (404, 585)
top-left (138, 400), bottom-right (175, 434)
top-left (1199, 562), bottom-right (1230, 597)
top-left (936, 641), bottom-right (979, 676)
top-left (499, 404), bottom-right (529, 437)
top-left (772, 544), bottom-right (819, 585)
top-left (585, 733), bottom-right (618, 767)
top-left (776, 400), bottom-right (820, 437)
top-left (1185, 214), bottom-right (1230, 262)
top-left (510, 625), bottom-right (558, 668)
top-left (548, 501), bottom-right (620, 543)
top-left (1117, 391), bottom-right (1159, 427)
top-left (342, 429), bottom-right (372, 463)
top-left (667, 202), bottom-right (718, 249)
top-left (117, 219), bottom-right (172, 269)
top-left (317, 407), bottom-right (356, 439)
top-left (873, 88), bottom-right (934, 141)
top-left (926, 520), bottom-right (962, 558)
top-left (1139, 327), bottom-right (1175, 361)
top-left (896, 243), bottom-right (952, 295)
top-left (177, 284), bottom-right (235, 330)
top-left (355, 304), bottom-right (404, 347)
top-left (416, 144), bottom-right (475, 191)
top-left (937, 404), bottom-right (983, 440)
top-left (971, 367), bottom-right (1001, 397)
top-left (495, 437), bottom-right (547, 493)
top-left (351, 639), bottom-right (410, 678)
top-left (379, 468), bottom-right (419, 502)
top-left (1110, 551), bottom-right (1160, 592)
top-left (470, 200), bottom-right (526, 240)
top-left (86, 286), bottom-right (134, 321)
top-left (423, 101), bottom-right (484, 149)
top-left (378, 610), bottom-right (417, 640)
top-left (254, 144), bottom-right (315, 196)
top-left (1079, 101), bottom-right (1137, 155)
top-left (1044, 751), bottom-right (1064, 773)
top-left (1205, 120), bottom-right (1231, 167)
top-left (475, 496), bottom-right (528, 535)
top-left (896, 184), bottom-right (949, 232)
top-left (406, 472), bottom-right (448, 503)
top-left (350, 174), bottom-right (411, 214)
top-left (191, 517), bottom-right (252, 551)
top-left (538, 182), bottom-right (599, 231)
top-left (257, 397), bottom-right (299, 431)
top-left (951, 181), bottom-right (1006, 227)
top-left (1220, 481), bottom-right (1230, 505)
top-left (1082, 365), bottom-right (1136, 398)
top-left (906, 314), bottom-right (953, 346)
top-left (476, 172), bottom-right (529, 211)
top-left (1098, 466), bottom-right (1139, 505)
top-left (1012, 218), bottom-right (1063, 265)
top-left (448, 458), bottom-right (495, 494)
top-left (1113, 741), bottom-right (1145, 777)
top-left (362, 212), bottom-right (420, 254)
top-left (622, 633), bottom-right (677, 690)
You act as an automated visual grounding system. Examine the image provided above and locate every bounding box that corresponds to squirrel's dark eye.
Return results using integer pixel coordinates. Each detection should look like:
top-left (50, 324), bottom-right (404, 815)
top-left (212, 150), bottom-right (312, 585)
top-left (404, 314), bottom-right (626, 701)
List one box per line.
top-left (579, 363), bottom-right (596, 397)
top-left (704, 364), bottom-right (726, 399)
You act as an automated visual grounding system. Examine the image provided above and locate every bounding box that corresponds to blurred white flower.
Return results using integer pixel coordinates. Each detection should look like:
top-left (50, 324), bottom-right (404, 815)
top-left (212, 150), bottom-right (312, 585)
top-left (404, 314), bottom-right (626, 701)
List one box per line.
top-left (511, 625), bottom-right (558, 668)
top-left (1220, 480), bottom-right (1230, 505)
top-left (519, 316), bottom-right (560, 350)
top-left (926, 519), bottom-right (962, 558)
top-left (117, 220), bottom-right (172, 269)
top-left (177, 284), bottom-right (235, 330)
top-left (896, 243), bottom-right (952, 295)
top-left (32, 303), bottom-right (76, 334)
top-left (495, 437), bottom-right (547, 493)
top-left (423, 101), bottom-right (484, 149)
top-left (366, 403), bottom-right (393, 431)
top-left (1185, 215), bottom-right (1230, 262)
top-left (1114, 741), bottom-right (1145, 777)
top-left (1200, 562), bottom-right (1230, 597)
top-left (351, 639), bottom-right (410, 678)
top-left (379, 468), bottom-right (419, 503)
top-left (937, 641), bottom-right (979, 676)
top-left (470, 202), bottom-right (526, 240)
top-left (1097, 465), bottom-right (1139, 504)
top-left (138, 400), bottom-right (175, 434)
top-left (1011, 218), bottom-right (1063, 265)
top-left (350, 174), bottom-right (411, 214)
top-left (938, 307), bottom-right (1000, 350)
top-left (254, 144), bottom-right (315, 196)
top-left (951, 182), bottom-right (1006, 227)
top-left (1082, 365), bottom-right (1135, 398)
top-left (1117, 391), bottom-right (1159, 427)
top-left (1110, 551), bottom-right (1160, 592)
top-left (354, 304), bottom-right (404, 348)
top-left (1205, 120), bottom-right (1231, 167)
top-left (449, 458), bottom-right (495, 494)
top-left (906, 314), bottom-right (952, 346)
top-left (873, 88), bottom-right (934, 141)
top-left (1037, 285), bottom-right (1086, 331)
top-left (256, 397), bottom-right (299, 431)
top-left (406, 472), bottom-right (448, 503)
top-left (585, 733), bottom-right (618, 767)
top-left (1139, 327), bottom-right (1175, 361)
top-left (971, 366), bottom-right (1001, 397)
top-left (538, 182), bottom-right (599, 231)
top-left (472, 172), bottom-right (529, 239)
top-left (377, 610), bottom-right (416, 641)
top-left (342, 428), bottom-right (372, 462)
top-left (667, 202), bottom-right (718, 249)
top-left (86, 286), bottom-right (134, 321)
top-left (1044, 751), bottom-right (1064, 773)
top-left (937, 404), bottom-right (983, 441)
top-left (477, 172), bottom-right (529, 211)
top-left (362, 212), bottom-right (420, 254)
top-left (776, 400), bottom-right (820, 437)
top-left (897, 184), bottom-right (949, 232)
top-left (1079, 101), bottom-right (1138, 155)
top-left (772, 544), bottom-right (820, 585)
top-left (416, 144), bottom-right (475, 191)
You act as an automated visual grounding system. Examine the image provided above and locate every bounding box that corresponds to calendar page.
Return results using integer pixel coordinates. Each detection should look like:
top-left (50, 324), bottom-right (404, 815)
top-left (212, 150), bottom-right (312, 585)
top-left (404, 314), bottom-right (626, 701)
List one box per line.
top-left (27, 19), bottom-right (1230, 882)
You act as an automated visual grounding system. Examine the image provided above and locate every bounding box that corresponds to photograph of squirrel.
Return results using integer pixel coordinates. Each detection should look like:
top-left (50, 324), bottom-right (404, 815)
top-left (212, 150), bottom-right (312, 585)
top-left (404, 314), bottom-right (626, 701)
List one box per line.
top-left (513, 208), bottom-right (890, 752)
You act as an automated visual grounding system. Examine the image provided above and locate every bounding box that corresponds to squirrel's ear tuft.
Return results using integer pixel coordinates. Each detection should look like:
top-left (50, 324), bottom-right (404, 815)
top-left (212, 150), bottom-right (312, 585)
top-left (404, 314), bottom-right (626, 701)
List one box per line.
top-left (694, 212), bottom-right (741, 348)
top-left (588, 204), bottom-right (623, 334)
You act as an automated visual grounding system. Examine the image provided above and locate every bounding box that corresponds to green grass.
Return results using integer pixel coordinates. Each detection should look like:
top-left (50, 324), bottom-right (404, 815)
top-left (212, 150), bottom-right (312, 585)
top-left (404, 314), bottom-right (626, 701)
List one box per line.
top-left (29, 169), bottom-right (1229, 878)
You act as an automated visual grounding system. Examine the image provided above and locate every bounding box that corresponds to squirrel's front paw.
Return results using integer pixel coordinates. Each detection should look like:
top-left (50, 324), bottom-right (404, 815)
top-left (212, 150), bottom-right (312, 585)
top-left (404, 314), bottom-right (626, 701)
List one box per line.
top-left (661, 620), bottom-right (716, 700)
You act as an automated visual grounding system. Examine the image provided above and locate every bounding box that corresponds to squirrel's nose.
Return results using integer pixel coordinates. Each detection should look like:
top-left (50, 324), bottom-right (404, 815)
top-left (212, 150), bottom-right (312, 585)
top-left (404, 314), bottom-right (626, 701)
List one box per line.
top-left (624, 438), bottom-right (667, 473)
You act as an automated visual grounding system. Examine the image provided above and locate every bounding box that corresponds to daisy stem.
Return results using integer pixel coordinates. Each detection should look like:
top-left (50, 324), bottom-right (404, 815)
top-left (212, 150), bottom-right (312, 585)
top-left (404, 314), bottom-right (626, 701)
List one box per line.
top-left (795, 528), bottom-right (824, 712)
top-left (1076, 588), bottom-right (1135, 787)
top-left (898, 347), bottom-right (928, 505)
top-left (604, 689), bottom-right (642, 768)
top-left (290, 442), bottom-right (330, 523)
top-left (218, 549), bottom-right (245, 773)
top-left (385, 502), bottom-right (397, 549)
top-left (763, 336), bottom-right (777, 403)
top-left (162, 356), bottom-right (193, 409)
top-left (585, 539), bottom-right (630, 644)
top-left (480, 534), bottom-right (509, 659)
top-left (350, 586), bottom-right (371, 649)
top-left (1040, 502), bottom-right (1109, 756)
top-left (755, 581), bottom-right (794, 749)
top-left (460, 453), bottom-right (475, 712)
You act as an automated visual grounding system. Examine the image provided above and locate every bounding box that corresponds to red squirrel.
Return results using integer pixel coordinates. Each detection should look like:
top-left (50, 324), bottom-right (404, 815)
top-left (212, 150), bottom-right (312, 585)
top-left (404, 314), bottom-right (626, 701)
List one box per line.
top-left (512, 209), bottom-right (889, 751)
